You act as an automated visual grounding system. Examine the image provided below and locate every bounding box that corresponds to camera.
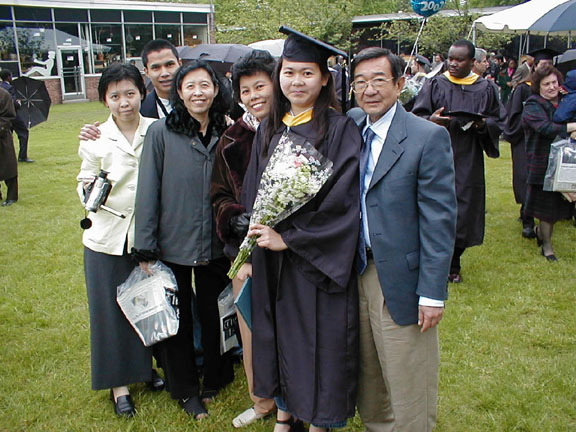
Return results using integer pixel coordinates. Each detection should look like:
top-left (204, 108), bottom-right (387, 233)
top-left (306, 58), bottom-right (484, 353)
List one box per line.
top-left (83, 170), bottom-right (125, 219)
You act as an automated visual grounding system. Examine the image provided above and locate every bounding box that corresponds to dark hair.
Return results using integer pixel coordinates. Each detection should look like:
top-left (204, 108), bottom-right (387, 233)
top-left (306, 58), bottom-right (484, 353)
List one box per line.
top-left (531, 66), bottom-right (564, 95)
top-left (141, 39), bottom-right (179, 67)
top-left (351, 47), bottom-right (404, 83)
top-left (451, 39), bottom-right (476, 60)
top-left (263, 56), bottom-right (339, 153)
top-left (0, 69), bottom-right (11, 81)
top-left (97, 63), bottom-right (146, 102)
top-left (166, 61), bottom-right (230, 138)
top-left (231, 50), bottom-right (276, 103)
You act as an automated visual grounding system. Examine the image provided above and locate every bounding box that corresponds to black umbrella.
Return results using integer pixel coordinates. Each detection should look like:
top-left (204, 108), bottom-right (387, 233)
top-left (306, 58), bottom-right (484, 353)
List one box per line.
top-left (12, 76), bottom-right (51, 128)
top-left (178, 44), bottom-right (253, 64)
top-left (556, 49), bottom-right (576, 76)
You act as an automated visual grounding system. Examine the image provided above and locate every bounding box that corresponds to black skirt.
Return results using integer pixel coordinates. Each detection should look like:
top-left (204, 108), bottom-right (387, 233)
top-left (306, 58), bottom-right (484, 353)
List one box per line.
top-left (524, 184), bottom-right (574, 223)
top-left (84, 247), bottom-right (152, 390)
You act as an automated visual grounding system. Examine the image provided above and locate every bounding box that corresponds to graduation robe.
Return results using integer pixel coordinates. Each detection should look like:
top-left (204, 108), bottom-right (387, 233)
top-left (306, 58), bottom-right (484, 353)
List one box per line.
top-left (413, 74), bottom-right (506, 248)
top-left (241, 110), bottom-right (361, 425)
top-left (503, 82), bottom-right (532, 204)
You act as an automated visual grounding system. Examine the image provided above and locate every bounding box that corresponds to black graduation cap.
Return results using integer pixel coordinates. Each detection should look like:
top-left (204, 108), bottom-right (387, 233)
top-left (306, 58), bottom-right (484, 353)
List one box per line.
top-left (528, 48), bottom-right (560, 64)
top-left (415, 54), bottom-right (431, 67)
top-left (279, 26), bottom-right (347, 64)
top-left (278, 26), bottom-right (349, 112)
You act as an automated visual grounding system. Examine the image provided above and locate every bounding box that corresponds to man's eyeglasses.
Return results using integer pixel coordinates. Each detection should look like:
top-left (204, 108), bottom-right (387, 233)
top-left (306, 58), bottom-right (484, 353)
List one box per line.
top-left (350, 77), bottom-right (394, 93)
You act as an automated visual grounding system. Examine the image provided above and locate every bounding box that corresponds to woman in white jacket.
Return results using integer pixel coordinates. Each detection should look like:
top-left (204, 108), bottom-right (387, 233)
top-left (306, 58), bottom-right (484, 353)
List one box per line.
top-left (77, 64), bottom-right (155, 417)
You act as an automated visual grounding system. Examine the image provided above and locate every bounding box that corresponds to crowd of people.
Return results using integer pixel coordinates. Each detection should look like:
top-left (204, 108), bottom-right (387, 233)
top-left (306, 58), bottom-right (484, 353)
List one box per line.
top-left (73, 29), bottom-right (574, 432)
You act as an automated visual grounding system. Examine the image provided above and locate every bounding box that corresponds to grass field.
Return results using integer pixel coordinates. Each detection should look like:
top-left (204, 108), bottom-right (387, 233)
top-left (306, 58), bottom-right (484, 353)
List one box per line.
top-left (0, 102), bottom-right (575, 432)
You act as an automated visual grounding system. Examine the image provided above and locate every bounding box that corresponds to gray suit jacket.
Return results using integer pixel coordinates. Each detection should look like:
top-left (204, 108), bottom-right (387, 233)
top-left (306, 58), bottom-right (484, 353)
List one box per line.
top-left (356, 103), bottom-right (457, 325)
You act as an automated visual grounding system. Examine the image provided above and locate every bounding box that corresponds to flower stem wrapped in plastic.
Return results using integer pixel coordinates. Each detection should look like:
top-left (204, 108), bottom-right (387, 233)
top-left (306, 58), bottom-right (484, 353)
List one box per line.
top-left (227, 130), bottom-right (334, 279)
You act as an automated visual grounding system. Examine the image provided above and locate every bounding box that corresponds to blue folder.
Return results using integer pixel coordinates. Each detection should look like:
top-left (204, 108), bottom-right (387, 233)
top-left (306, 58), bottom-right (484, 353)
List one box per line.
top-left (234, 277), bottom-right (252, 330)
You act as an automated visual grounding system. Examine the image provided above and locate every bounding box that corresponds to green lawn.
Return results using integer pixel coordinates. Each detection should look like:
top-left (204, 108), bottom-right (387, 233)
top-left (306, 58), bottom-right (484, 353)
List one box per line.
top-left (0, 102), bottom-right (575, 431)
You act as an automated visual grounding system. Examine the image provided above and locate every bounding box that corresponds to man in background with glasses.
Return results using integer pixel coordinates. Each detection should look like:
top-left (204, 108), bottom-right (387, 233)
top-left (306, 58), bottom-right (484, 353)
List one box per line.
top-left (350, 47), bottom-right (457, 432)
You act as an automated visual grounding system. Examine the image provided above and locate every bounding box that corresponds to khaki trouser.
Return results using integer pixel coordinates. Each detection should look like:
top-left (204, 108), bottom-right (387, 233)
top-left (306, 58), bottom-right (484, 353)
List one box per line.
top-left (357, 261), bottom-right (439, 432)
top-left (232, 276), bottom-right (276, 414)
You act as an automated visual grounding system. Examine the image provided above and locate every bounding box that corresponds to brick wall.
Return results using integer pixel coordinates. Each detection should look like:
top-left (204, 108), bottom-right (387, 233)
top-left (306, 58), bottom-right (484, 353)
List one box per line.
top-left (39, 77), bottom-right (62, 105)
top-left (85, 75), bottom-right (99, 102)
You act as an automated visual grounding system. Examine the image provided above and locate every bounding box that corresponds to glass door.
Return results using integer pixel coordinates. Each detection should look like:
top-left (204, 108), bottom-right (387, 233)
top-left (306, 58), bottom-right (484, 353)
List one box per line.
top-left (57, 46), bottom-right (85, 100)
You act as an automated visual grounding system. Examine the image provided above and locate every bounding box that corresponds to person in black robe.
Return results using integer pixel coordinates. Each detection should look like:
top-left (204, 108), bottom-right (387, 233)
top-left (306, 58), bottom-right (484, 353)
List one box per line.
top-left (240, 29), bottom-right (361, 431)
top-left (412, 39), bottom-right (506, 283)
top-left (503, 65), bottom-right (535, 238)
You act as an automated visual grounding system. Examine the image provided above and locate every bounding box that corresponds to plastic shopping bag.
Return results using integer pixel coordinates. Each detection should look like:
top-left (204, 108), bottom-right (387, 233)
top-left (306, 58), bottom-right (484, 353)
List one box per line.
top-left (544, 138), bottom-right (576, 193)
top-left (117, 261), bottom-right (179, 347)
top-left (218, 283), bottom-right (239, 355)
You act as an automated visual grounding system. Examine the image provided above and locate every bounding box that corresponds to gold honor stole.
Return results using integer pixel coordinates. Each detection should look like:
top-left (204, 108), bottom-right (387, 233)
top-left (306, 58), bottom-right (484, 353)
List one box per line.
top-left (282, 109), bottom-right (313, 127)
top-left (443, 71), bottom-right (480, 86)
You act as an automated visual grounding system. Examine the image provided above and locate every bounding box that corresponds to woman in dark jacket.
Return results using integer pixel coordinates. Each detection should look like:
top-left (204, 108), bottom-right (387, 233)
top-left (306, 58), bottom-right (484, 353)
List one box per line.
top-left (210, 50), bottom-right (277, 428)
top-left (133, 61), bottom-right (234, 418)
top-left (522, 66), bottom-right (576, 261)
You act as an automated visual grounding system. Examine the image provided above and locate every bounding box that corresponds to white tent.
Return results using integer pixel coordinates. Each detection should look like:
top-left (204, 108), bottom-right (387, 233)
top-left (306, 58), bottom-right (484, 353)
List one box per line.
top-left (474, 0), bottom-right (574, 35)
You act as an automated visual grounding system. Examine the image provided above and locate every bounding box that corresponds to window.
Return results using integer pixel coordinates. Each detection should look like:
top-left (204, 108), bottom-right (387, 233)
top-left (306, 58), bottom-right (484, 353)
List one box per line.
top-left (124, 10), bottom-right (152, 23)
top-left (55, 23), bottom-right (79, 46)
top-left (90, 10), bottom-right (121, 23)
top-left (0, 6), bottom-right (12, 20)
top-left (14, 6), bottom-right (51, 22)
top-left (183, 13), bottom-right (207, 24)
top-left (125, 24), bottom-right (153, 59)
top-left (0, 23), bottom-right (18, 76)
top-left (155, 24), bottom-right (181, 46)
top-left (92, 24), bottom-right (123, 72)
top-left (54, 8), bottom-right (88, 23)
top-left (184, 26), bottom-right (206, 46)
top-left (16, 23), bottom-right (56, 77)
top-left (154, 11), bottom-right (181, 24)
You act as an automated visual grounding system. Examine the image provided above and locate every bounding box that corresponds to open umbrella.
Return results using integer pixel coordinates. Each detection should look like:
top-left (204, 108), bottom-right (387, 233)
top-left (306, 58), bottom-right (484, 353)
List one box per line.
top-left (474, 0), bottom-right (575, 35)
top-left (248, 39), bottom-right (285, 57)
top-left (556, 49), bottom-right (576, 75)
top-left (178, 44), bottom-right (253, 64)
top-left (12, 76), bottom-right (51, 128)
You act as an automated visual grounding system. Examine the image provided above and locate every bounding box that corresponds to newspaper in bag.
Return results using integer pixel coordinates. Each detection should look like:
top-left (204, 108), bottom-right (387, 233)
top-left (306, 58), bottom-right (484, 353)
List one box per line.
top-left (218, 283), bottom-right (239, 354)
top-left (544, 138), bottom-right (576, 193)
top-left (117, 261), bottom-right (179, 347)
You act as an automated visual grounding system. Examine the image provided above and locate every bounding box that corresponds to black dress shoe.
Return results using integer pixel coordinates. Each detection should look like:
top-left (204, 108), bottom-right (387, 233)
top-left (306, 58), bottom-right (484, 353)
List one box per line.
top-left (179, 396), bottom-right (208, 419)
top-left (146, 368), bottom-right (165, 391)
top-left (522, 226), bottom-right (536, 239)
top-left (1, 199), bottom-right (16, 207)
top-left (109, 390), bottom-right (136, 417)
top-left (541, 247), bottom-right (558, 262)
top-left (18, 158), bottom-right (34, 163)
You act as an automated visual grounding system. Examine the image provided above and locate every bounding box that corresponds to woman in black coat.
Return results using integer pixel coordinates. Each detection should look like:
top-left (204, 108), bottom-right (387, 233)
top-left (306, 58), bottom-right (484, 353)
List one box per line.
top-left (522, 66), bottom-right (576, 261)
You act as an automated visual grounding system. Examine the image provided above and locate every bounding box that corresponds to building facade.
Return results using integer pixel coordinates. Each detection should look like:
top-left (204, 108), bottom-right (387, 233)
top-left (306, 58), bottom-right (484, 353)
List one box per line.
top-left (0, 0), bottom-right (211, 103)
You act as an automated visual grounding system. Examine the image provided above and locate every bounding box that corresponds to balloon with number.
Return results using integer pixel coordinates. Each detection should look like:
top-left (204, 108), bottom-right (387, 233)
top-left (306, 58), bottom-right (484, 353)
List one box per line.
top-left (411, 0), bottom-right (447, 17)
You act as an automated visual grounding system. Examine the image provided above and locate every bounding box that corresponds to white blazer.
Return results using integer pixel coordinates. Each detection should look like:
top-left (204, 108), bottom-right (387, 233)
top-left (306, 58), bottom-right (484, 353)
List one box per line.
top-left (77, 114), bottom-right (155, 256)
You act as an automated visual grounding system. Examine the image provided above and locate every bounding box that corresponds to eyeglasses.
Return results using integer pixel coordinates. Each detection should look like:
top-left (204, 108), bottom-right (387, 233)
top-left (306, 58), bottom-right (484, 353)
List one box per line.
top-left (350, 77), bottom-right (394, 93)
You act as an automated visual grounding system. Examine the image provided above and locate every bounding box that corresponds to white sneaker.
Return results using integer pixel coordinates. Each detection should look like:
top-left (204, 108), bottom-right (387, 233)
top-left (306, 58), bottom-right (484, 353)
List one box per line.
top-left (232, 407), bottom-right (267, 428)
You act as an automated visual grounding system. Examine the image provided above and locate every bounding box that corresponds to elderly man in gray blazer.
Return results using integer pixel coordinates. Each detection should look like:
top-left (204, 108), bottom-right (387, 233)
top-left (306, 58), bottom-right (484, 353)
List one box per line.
top-left (350, 47), bottom-right (457, 432)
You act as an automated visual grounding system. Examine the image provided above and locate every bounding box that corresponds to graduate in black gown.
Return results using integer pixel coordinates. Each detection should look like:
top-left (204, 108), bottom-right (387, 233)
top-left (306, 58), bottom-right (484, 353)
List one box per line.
top-left (240, 28), bottom-right (361, 431)
top-left (503, 65), bottom-right (535, 238)
top-left (413, 39), bottom-right (506, 283)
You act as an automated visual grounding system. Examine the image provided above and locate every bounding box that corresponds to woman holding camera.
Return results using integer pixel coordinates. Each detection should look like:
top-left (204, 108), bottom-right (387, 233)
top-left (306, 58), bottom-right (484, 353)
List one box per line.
top-left (77, 63), bottom-right (155, 417)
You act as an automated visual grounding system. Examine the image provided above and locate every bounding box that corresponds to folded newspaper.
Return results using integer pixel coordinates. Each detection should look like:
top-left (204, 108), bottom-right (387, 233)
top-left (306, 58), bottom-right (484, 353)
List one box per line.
top-left (117, 261), bottom-right (179, 347)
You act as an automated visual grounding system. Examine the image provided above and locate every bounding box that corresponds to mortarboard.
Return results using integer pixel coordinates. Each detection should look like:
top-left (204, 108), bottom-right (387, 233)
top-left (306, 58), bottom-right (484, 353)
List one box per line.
top-left (528, 48), bottom-right (560, 64)
top-left (279, 26), bottom-right (349, 112)
top-left (415, 54), bottom-right (431, 67)
top-left (279, 26), bottom-right (347, 64)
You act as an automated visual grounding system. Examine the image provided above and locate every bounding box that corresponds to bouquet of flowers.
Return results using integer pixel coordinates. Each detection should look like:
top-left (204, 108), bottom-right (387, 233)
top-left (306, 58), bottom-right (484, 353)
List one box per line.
top-left (227, 130), bottom-right (334, 279)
